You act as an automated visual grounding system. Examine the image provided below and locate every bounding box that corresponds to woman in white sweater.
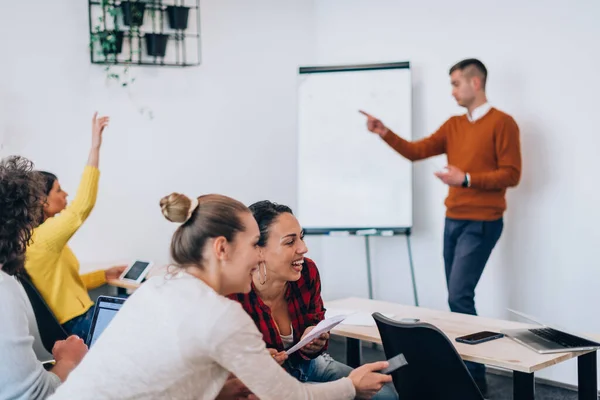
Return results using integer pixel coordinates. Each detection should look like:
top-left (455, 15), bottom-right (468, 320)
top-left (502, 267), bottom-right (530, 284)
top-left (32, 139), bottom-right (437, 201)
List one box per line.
top-left (0, 156), bottom-right (88, 400)
top-left (49, 192), bottom-right (392, 400)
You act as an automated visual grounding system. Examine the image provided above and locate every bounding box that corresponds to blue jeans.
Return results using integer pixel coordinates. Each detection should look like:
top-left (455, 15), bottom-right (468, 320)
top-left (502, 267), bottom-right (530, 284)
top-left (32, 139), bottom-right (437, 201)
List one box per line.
top-left (62, 305), bottom-right (95, 340)
top-left (285, 353), bottom-right (398, 399)
top-left (443, 217), bottom-right (503, 382)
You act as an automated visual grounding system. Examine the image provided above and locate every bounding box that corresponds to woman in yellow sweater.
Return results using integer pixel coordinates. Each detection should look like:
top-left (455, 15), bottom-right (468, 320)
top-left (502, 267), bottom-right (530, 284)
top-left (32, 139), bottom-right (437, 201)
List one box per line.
top-left (25, 112), bottom-right (126, 339)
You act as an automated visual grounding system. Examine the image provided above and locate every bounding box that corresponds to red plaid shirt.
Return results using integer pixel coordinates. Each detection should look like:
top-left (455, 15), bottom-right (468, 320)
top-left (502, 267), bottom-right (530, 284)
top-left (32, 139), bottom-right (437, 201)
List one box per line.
top-left (229, 257), bottom-right (327, 361)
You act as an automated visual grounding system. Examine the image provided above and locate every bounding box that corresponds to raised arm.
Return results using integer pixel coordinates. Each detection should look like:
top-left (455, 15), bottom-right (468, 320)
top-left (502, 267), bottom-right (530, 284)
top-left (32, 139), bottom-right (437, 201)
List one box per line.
top-left (86, 112), bottom-right (108, 169)
top-left (31, 113), bottom-right (109, 253)
top-left (360, 110), bottom-right (448, 161)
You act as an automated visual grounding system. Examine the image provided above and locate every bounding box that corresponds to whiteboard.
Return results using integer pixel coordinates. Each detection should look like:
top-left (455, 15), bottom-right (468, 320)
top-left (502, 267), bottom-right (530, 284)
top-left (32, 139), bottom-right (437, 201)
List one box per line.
top-left (297, 63), bottom-right (412, 231)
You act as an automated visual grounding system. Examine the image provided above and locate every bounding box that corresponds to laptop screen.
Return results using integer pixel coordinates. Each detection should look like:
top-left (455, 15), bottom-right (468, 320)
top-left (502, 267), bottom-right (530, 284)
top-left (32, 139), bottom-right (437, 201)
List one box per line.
top-left (86, 296), bottom-right (125, 347)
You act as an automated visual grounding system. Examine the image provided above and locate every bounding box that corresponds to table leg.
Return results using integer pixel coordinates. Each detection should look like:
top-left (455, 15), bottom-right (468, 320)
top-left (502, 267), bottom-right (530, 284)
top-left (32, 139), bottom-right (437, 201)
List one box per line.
top-left (578, 351), bottom-right (598, 400)
top-left (514, 371), bottom-right (535, 400)
top-left (346, 338), bottom-right (362, 368)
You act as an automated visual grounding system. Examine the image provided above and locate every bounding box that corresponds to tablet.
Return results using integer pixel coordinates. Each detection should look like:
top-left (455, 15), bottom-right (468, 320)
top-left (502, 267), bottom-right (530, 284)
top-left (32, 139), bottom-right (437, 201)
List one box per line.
top-left (119, 260), bottom-right (153, 284)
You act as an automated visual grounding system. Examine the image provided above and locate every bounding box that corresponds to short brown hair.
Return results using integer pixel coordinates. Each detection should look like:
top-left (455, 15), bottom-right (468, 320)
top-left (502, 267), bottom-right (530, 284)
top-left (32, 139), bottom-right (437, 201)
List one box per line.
top-left (0, 156), bottom-right (45, 275)
top-left (449, 58), bottom-right (488, 89)
top-left (160, 193), bottom-right (249, 269)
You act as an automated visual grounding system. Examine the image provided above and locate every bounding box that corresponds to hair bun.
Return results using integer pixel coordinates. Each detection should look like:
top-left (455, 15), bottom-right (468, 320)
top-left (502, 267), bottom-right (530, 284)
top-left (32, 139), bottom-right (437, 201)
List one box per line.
top-left (160, 193), bottom-right (193, 223)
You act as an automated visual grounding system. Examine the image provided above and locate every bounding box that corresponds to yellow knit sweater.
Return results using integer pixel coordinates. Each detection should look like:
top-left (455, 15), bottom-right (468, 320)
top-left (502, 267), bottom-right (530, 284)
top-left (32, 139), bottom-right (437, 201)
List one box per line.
top-left (25, 166), bottom-right (106, 324)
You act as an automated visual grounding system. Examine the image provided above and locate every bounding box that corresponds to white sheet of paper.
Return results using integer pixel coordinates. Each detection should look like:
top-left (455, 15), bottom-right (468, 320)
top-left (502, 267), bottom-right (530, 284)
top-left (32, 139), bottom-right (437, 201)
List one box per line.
top-left (325, 308), bottom-right (395, 327)
top-left (285, 314), bottom-right (347, 355)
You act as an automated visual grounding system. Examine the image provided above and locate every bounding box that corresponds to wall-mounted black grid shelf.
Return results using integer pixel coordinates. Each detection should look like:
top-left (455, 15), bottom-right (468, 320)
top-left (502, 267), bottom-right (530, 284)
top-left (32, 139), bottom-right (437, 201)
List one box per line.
top-left (88, 0), bottom-right (201, 67)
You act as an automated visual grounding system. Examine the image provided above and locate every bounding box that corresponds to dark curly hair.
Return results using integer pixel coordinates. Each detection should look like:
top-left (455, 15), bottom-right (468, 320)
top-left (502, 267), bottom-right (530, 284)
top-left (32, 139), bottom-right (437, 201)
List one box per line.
top-left (0, 156), bottom-right (45, 276)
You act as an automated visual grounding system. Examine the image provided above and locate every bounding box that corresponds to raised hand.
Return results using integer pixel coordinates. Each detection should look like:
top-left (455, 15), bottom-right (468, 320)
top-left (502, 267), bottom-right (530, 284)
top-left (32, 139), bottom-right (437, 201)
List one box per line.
top-left (91, 112), bottom-right (110, 149)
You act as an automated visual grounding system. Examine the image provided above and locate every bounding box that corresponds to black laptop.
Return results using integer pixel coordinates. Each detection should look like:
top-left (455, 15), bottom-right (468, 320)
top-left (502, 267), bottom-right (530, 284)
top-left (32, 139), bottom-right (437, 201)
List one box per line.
top-left (85, 295), bottom-right (125, 347)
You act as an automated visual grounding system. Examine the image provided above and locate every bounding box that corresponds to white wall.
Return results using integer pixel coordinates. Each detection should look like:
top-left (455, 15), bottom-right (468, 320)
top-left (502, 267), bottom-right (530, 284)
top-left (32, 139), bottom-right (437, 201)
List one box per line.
top-left (0, 0), bottom-right (315, 266)
top-left (308, 0), bottom-right (600, 386)
top-left (2, 0), bottom-right (599, 387)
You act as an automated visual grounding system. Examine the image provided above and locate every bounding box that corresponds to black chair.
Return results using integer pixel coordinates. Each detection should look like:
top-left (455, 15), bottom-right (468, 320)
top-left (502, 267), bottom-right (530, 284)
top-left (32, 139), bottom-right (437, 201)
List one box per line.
top-left (373, 312), bottom-right (484, 400)
top-left (17, 273), bottom-right (68, 354)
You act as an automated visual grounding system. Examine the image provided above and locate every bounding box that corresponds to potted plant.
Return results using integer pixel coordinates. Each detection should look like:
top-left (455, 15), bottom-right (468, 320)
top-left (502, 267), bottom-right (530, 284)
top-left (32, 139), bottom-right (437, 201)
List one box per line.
top-left (120, 1), bottom-right (146, 27)
top-left (166, 5), bottom-right (190, 30)
top-left (145, 33), bottom-right (169, 57)
top-left (98, 30), bottom-right (125, 55)
top-left (145, 4), bottom-right (169, 57)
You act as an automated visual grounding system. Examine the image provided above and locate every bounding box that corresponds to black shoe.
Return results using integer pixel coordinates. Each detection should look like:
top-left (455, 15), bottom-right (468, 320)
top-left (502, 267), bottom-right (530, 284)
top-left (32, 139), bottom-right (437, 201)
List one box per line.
top-left (474, 377), bottom-right (488, 397)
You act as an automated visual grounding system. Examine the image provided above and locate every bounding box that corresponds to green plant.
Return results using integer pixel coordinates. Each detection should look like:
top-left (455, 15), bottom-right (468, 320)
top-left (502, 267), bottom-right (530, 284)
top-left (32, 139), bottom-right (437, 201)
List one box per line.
top-left (89, 0), bottom-right (154, 119)
top-left (90, 0), bottom-right (137, 87)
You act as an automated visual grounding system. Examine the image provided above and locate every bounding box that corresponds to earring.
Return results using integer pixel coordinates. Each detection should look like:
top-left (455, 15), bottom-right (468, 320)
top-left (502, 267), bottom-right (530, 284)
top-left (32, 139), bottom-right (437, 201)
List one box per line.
top-left (259, 262), bottom-right (268, 285)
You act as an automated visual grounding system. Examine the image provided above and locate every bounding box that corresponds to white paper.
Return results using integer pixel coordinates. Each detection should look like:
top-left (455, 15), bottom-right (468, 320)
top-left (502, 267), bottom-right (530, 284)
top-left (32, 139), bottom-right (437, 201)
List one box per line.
top-left (325, 308), bottom-right (356, 319)
top-left (325, 308), bottom-right (394, 327)
top-left (285, 314), bottom-right (347, 355)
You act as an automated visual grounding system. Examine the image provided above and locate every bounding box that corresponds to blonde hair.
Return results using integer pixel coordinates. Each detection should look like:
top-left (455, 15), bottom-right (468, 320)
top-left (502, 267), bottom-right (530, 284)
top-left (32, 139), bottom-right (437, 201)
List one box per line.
top-left (160, 193), bottom-right (249, 268)
top-left (160, 192), bottom-right (197, 223)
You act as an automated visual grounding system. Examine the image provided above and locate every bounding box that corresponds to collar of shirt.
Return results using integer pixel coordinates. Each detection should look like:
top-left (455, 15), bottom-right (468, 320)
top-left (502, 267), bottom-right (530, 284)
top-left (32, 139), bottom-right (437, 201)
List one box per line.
top-left (467, 102), bottom-right (492, 122)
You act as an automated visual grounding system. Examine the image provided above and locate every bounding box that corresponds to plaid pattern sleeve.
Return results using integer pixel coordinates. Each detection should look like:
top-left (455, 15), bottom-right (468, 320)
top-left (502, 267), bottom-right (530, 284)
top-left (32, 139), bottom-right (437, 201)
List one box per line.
top-left (227, 258), bottom-right (328, 361)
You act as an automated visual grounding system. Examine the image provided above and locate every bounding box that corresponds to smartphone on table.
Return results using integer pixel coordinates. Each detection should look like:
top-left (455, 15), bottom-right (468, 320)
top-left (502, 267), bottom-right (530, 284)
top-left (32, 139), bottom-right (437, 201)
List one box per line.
top-left (455, 331), bottom-right (504, 345)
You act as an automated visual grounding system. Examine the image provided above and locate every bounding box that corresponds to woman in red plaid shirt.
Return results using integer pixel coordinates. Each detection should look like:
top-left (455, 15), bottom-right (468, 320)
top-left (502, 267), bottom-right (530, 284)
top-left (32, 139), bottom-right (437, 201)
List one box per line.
top-left (230, 201), bottom-right (398, 399)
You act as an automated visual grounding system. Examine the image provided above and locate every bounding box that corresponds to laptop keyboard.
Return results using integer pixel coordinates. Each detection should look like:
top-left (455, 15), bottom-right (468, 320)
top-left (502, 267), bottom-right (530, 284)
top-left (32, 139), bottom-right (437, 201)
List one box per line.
top-left (529, 328), bottom-right (598, 348)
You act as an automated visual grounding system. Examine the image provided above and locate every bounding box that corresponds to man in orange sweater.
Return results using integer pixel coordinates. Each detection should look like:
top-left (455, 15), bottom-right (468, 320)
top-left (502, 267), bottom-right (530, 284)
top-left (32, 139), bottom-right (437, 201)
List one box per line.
top-left (361, 59), bottom-right (521, 394)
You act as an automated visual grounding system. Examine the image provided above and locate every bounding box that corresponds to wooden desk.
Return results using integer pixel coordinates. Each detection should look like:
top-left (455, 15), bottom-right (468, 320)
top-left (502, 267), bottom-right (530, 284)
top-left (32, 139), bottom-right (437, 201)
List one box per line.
top-left (106, 278), bottom-right (140, 294)
top-left (326, 297), bottom-right (598, 400)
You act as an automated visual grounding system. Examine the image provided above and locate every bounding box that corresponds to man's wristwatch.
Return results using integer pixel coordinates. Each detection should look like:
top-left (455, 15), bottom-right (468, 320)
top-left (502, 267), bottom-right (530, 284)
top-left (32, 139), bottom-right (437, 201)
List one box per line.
top-left (462, 173), bottom-right (471, 188)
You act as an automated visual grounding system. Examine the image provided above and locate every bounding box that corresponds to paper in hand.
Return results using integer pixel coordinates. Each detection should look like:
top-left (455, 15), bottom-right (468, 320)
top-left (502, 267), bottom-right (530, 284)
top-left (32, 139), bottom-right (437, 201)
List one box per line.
top-left (285, 314), bottom-right (347, 355)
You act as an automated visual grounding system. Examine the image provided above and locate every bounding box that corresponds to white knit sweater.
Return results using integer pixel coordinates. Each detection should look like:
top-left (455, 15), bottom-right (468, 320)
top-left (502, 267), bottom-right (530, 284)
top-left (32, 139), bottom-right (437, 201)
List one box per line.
top-left (49, 273), bottom-right (355, 400)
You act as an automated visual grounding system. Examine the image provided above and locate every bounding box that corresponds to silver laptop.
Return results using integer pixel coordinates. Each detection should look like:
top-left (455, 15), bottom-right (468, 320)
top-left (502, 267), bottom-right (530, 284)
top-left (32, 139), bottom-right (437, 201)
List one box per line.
top-left (502, 309), bottom-right (600, 354)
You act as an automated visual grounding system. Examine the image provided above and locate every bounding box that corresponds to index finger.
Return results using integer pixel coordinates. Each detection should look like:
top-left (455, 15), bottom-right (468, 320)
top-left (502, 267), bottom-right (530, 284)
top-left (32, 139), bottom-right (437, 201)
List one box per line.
top-left (358, 110), bottom-right (375, 119)
top-left (92, 111), bottom-right (98, 122)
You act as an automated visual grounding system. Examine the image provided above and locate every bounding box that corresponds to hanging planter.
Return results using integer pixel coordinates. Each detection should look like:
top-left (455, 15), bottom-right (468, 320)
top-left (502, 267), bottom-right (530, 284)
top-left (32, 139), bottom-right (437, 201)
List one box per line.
top-left (145, 33), bottom-right (169, 57)
top-left (166, 6), bottom-right (190, 30)
top-left (98, 30), bottom-right (124, 55)
top-left (120, 1), bottom-right (146, 27)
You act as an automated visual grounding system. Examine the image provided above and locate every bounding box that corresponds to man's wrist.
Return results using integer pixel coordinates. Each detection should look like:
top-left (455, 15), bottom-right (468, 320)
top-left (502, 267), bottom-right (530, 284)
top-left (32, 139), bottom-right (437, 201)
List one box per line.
top-left (462, 173), bottom-right (471, 188)
top-left (380, 128), bottom-right (391, 139)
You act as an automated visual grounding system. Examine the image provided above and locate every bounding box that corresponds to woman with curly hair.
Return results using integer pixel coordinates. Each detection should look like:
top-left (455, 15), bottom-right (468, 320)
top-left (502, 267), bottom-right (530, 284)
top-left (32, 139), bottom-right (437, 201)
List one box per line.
top-left (0, 156), bottom-right (87, 400)
top-left (25, 113), bottom-right (126, 339)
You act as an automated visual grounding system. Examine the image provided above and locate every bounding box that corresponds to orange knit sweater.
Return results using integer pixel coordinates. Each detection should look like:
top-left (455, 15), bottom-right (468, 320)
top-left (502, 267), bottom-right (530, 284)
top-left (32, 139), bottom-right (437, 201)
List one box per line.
top-left (383, 108), bottom-right (521, 221)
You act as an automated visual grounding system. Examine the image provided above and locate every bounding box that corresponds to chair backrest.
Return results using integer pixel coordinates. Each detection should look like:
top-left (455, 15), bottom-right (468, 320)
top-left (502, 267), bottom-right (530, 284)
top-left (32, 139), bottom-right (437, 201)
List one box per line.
top-left (17, 273), bottom-right (68, 353)
top-left (373, 312), bottom-right (484, 400)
